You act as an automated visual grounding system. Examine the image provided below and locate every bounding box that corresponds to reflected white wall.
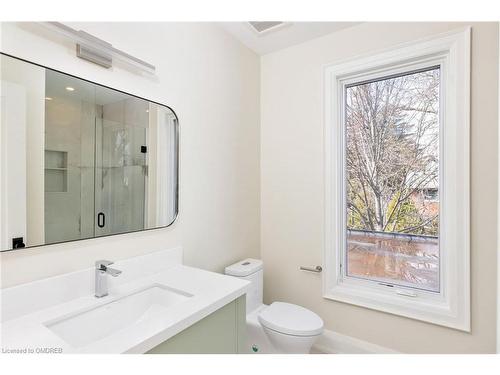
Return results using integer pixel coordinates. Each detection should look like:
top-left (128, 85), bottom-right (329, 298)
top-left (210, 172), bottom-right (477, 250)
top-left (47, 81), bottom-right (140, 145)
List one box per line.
top-left (0, 55), bottom-right (45, 248)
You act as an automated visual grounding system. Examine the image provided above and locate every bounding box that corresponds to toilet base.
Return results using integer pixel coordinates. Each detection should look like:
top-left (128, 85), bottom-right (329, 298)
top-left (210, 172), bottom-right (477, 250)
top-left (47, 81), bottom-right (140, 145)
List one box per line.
top-left (245, 304), bottom-right (320, 354)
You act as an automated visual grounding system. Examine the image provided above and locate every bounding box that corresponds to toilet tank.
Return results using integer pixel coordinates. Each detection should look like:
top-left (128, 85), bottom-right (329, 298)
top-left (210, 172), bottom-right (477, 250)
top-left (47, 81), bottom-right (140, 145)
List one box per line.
top-left (225, 258), bottom-right (263, 314)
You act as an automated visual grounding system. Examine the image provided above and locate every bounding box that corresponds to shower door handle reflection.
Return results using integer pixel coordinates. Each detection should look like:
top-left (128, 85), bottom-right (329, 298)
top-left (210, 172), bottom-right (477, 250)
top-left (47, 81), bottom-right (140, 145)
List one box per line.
top-left (97, 212), bottom-right (105, 228)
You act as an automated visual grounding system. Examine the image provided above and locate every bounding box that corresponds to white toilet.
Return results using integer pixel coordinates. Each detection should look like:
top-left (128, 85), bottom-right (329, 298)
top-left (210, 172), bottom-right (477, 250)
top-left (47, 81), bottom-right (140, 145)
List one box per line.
top-left (225, 258), bottom-right (324, 354)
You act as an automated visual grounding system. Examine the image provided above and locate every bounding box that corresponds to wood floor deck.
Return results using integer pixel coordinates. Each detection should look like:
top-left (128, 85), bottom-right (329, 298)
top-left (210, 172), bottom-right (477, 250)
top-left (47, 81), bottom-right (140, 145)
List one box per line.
top-left (347, 231), bottom-right (439, 291)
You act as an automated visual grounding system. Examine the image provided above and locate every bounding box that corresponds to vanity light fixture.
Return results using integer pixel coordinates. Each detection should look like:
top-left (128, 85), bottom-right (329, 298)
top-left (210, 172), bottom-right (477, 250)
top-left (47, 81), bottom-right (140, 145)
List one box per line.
top-left (65, 86), bottom-right (75, 92)
top-left (40, 22), bottom-right (156, 75)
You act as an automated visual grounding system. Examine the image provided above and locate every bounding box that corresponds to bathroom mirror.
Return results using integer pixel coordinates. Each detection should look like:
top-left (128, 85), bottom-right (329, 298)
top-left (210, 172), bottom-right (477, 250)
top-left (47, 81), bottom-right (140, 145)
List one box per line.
top-left (0, 53), bottom-right (179, 251)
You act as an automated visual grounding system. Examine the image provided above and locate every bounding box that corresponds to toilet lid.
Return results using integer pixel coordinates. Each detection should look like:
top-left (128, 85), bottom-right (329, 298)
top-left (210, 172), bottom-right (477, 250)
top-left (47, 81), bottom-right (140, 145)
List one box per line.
top-left (258, 302), bottom-right (324, 337)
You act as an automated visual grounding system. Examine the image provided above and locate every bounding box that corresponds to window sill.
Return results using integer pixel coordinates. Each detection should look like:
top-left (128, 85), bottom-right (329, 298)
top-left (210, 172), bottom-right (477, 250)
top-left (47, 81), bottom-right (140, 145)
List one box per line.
top-left (324, 281), bottom-right (470, 332)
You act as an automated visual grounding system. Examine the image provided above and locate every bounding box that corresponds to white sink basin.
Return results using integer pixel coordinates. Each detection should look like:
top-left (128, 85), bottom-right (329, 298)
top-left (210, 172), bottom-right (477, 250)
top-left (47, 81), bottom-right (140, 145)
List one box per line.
top-left (44, 284), bottom-right (192, 348)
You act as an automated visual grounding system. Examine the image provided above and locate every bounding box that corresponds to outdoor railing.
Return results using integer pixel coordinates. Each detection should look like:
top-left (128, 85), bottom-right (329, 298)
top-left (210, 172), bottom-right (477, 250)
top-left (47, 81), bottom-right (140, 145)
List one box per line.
top-left (347, 228), bottom-right (438, 243)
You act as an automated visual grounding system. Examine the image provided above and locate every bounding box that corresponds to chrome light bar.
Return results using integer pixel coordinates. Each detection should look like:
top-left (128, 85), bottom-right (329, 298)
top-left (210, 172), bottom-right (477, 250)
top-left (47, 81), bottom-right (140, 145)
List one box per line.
top-left (40, 22), bottom-right (155, 74)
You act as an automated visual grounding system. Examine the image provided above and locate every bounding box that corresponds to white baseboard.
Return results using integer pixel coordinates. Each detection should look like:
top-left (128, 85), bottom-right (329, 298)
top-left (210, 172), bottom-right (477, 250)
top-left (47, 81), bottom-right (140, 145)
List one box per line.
top-left (312, 329), bottom-right (400, 354)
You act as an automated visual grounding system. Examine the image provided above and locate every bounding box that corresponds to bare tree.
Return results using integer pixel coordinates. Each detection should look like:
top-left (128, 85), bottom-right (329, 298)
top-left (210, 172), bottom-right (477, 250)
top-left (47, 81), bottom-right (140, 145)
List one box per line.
top-left (346, 68), bottom-right (440, 236)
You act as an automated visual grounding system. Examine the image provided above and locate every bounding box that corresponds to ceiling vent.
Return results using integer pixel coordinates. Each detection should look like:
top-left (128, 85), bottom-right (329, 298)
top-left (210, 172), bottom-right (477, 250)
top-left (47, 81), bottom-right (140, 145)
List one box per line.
top-left (248, 21), bottom-right (287, 35)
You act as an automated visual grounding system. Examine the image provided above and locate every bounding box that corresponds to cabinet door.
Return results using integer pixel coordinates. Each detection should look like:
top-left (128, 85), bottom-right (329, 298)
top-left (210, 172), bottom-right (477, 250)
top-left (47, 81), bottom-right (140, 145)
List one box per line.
top-left (147, 296), bottom-right (246, 354)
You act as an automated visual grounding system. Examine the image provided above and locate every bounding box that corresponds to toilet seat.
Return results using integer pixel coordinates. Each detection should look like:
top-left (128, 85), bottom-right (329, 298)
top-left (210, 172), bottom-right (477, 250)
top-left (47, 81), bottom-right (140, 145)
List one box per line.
top-left (258, 302), bottom-right (323, 337)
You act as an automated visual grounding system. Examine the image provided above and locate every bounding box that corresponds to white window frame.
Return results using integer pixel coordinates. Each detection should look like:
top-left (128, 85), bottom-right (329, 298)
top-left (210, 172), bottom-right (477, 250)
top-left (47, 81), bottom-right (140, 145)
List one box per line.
top-left (323, 28), bottom-right (471, 331)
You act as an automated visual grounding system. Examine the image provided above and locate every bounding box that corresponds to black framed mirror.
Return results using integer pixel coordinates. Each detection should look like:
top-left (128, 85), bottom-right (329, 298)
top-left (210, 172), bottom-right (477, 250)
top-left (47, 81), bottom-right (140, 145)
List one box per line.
top-left (0, 53), bottom-right (179, 251)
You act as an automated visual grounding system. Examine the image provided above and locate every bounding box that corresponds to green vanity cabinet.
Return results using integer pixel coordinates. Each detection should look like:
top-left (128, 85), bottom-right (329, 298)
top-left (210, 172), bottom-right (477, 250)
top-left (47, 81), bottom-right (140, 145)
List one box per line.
top-left (146, 295), bottom-right (246, 354)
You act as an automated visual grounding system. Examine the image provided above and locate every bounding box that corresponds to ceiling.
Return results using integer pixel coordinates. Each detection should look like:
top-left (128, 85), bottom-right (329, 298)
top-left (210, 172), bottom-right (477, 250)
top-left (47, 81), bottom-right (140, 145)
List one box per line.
top-left (218, 22), bottom-right (361, 55)
top-left (46, 69), bottom-right (134, 105)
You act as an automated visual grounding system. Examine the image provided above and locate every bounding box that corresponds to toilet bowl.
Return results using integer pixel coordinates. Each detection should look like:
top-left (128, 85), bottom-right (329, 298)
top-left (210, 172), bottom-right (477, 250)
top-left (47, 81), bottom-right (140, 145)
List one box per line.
top-left (225, 259), bottom-right (324, 354)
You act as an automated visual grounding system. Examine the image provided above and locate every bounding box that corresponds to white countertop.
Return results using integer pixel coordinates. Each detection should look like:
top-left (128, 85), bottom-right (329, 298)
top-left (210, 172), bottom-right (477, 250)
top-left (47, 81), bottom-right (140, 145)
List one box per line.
top-left (0, 248), bottom-right (249, 354)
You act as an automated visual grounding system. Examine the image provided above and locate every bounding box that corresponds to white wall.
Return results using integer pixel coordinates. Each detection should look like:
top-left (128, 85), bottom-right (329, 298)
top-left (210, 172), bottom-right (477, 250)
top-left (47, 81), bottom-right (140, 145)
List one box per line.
top-left (498, 24), bottom-right (500, 355)
top-left (261, 22), bottom-right (499, 353)
top-left (0, 22), bottom-right (260, 287)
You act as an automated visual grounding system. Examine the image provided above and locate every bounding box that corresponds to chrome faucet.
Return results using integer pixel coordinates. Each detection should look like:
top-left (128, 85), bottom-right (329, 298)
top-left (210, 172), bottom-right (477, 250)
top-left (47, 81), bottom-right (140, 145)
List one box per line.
top-left (95, 260), bottom-right (122, 298)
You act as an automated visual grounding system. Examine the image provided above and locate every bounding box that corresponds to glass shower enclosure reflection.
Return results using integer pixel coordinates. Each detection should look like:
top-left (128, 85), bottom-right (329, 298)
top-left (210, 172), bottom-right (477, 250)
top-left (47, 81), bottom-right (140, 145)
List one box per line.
top-left (94, 94), bottom-right (149, 237)
top-left (44, 71), bottom-right (149, 242)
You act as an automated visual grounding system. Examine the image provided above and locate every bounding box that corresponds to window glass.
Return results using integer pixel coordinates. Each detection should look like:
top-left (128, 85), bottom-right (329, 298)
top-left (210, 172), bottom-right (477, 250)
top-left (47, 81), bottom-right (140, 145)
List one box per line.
top-left (345, 67), bottom-right (440, 292)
